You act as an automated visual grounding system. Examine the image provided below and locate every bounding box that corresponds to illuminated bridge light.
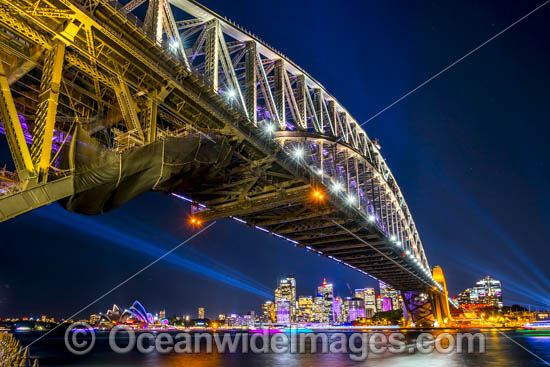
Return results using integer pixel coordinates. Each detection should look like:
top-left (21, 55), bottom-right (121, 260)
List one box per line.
top-left (346, 195), bottom-right (356, 205)
top-left (315, 168), bottom-right (323, 176)
top-left (292, 147), bottom-right (304, 159)
top-left (331, 182), bottom-right (343, 192)
top-left (189, 217), bottom-right (202, 225)
top-left (264, 123), bottom-right (275, 134)
top-left (390, 235), bottom-right (397, 242)
top-left (226, 89), bottom-right (236, 99)
top-left (368, 214), bottom-right (376, 222)
top-left (169, 40), bottom-right (178, 51)
top-left (230, 216), bottom-right (247, 224)
top-left (312, 190), bottom-right (324, 200)
top-left (255, 225), bottom-right (269, 233)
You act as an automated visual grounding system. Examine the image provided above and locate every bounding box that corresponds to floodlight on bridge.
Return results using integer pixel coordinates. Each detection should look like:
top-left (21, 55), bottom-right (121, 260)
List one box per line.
top-left (312, 190), bottom-right (325, 200)
top-left (189, 217), bottom-right (202, 226)
top-left (331, 182), bottom-right (343, 192)
top-left (346, 195), bottom-right (356, 205)
top-left (315, 168), bottom-right (323, 176)
top-left (226, 89), bottom-right (236, 99)
top-left (263, 123), bottom-right (275, 134)
top-left (368, 214), bottom-right (376, 222)
top-left (169, 41), bottom-right (178, 52)
top-left (292, 147), bottom-right (305, 159)
top-left (390, 235), bottom-right (397, 242)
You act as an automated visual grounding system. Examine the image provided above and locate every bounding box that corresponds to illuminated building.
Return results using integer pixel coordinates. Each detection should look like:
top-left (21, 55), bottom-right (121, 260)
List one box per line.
top-left (275, 276), bottom-right (296, 322)
top-left (159, 310), bottom-right (166, 320)
top-left (276, 299), bottom-right (291, 323)
top-left (348, 297), bottom-right (366, 322)
top-left (317, 278), bottom-right (335, 324)
top-left (379, 282), bottom-right (402, 311)
top-left (198, 307), bottom-right (205, 319)
top-left (218, 314), bottom-right (226, 321)
top-left (313, 296), bottom-right (323, 322)
top-left (297, 296), bottom-right (313, 322)
top-left (457, 289), bottom-right (472, 306)
top-left (100, 301), bottom-right (154, 325)
top-left (262, 301), bottom-right (275, 323)
top-left (244, 312), bottom-right (255, 328)
top-left (457, 276), bottom-right (503, 309)
top-left (333, 297), bottom-right (342, 323)
top-left (341, 298), bottom-right (350, 323)
top-left (382, 297), bottom-right (392, 312)
top-left (473, 275), bottom-right (503, 309)
top-left (376, 294), bottom-right (382, 312)
top-left (89, 314), bottom-right (101, 324)
top-left (355, 288), bottom-right (377, 318)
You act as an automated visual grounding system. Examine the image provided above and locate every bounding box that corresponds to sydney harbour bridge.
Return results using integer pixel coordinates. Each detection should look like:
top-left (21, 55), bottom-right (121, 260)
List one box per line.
top-left (0, 0), bottom-right (455, 326)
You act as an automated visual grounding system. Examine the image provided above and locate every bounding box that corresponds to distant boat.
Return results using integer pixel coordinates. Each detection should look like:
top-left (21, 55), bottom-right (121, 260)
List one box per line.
top-left (522, 320), bottom-right (550, 329)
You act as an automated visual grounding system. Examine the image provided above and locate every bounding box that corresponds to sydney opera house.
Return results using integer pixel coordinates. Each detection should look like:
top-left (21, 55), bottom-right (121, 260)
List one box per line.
top-left (100, 301), bottom-right (156, 325)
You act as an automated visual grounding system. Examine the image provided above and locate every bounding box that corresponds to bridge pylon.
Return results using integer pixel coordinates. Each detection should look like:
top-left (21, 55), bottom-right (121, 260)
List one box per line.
top-left (403, 265), bottom-right (454, 327)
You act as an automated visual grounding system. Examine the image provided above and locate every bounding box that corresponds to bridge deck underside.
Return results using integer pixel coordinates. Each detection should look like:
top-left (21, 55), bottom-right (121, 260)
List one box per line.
top-left (187, 178), bottom-right (427, 291)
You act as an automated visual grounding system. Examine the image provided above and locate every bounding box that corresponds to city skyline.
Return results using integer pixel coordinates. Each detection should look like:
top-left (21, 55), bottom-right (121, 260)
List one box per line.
top-left (0, 273), bottom-right (517, 321)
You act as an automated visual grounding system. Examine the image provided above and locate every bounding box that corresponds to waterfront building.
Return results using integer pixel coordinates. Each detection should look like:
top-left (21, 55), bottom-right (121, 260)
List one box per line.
top-left (458, 289), bottom-right (472, 306)
top-left (457, 276), bottom-right (503, 309)
top-left (313, 296), bottom-right (323, 322)
top-left (89, 314), bottom-right (101, 324)
top-left (276, 299), bottom-right (290, 323)
top-left (473, 275), bottom-right (503, 308)
top-left (317, 278), bottom-right (335, 324)
top-left (355, 288), bottom-right (377, 318)
top-left (348, 297), bottom-right (366, 322)
top-left (341, 297), bottom-right (350, 322)
top-left (159, 310), bottom-right (166, 320)
top-left (262, 300), bottom-right (275, 323)
top-left (333, 297), bottom-right (342, 323)
top-left (198, 307), bottom-right (205, 319)
top-left (275, 276), bottom-right (297, 322)
top-left (379, 282), bottom-right (402, 311)
top-left (297, 296), bottom-right (313, 322)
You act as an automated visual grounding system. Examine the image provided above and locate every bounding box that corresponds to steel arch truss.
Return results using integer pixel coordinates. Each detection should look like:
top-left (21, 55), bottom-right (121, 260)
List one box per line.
top-left (0, 0), bottom-right (438, 292)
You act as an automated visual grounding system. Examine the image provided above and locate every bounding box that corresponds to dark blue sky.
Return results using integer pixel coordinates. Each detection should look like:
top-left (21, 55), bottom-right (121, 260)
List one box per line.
top-left (1, 0), bottom-right (549, 319)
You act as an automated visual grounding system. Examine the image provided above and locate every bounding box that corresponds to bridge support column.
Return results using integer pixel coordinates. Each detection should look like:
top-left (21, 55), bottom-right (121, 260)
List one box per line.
top-left (244, 41), bottom-right (257, 125)
top-left (30, 41), bottom-right (66, 183)
top-left (0, 55), bottom-right (35, 182)
top-left (402, 291), bottom-right (435, 328)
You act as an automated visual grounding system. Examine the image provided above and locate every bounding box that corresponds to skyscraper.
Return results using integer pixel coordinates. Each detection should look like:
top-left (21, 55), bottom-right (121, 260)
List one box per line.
top-left (276, 299), bottom-right (290, 323)
top-left (317, 278), bottom-right (334, 324)
top-left (275, 276), bottom-right (297, 322)
top-left (313, 295), bottom-right (323, 322)
top-left (333, 297), bottom-right (342, 323)
top-left (464, 275), bottom-right (503, 308)
top-left (341, 297), bottom-right (350, 323)
top-left (198, 307), bottom-right (205, 319)
top-left (355, 288), bottom-right (377, 318)
top-left (297, 296), bottom-right (313, 322)
top-left (262, 300), bottom-right (275, 323)
top-left (159, 310), bottom-right (166, 320)
top-left (379, 282), bottom-right (402, 311)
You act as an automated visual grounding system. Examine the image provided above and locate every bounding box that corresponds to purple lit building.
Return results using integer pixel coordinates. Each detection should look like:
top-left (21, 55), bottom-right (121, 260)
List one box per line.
top-left (276, 300), bottom-right (290, 324)
top-left (348, 297), bottom-right (366, 322)
top-left (382, 297), bottom-right (393, 312)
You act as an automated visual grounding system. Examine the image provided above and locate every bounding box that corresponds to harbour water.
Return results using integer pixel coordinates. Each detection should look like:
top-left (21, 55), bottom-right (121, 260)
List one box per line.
top-left (14, 329), bottom-right (550, 366)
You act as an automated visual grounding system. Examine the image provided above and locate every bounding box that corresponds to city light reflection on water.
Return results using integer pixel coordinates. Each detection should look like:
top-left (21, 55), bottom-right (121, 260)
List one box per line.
top-left (15, 330), bottom-right (550, 367)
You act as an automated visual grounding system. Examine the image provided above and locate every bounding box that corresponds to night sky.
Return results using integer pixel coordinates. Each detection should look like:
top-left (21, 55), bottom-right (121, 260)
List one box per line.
top-left (1, 0), bottom-right (549, 320)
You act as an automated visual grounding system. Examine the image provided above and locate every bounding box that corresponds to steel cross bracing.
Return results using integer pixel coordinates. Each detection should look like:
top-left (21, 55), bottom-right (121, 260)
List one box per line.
top-left (0, 0), bottom-right (448, 294)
